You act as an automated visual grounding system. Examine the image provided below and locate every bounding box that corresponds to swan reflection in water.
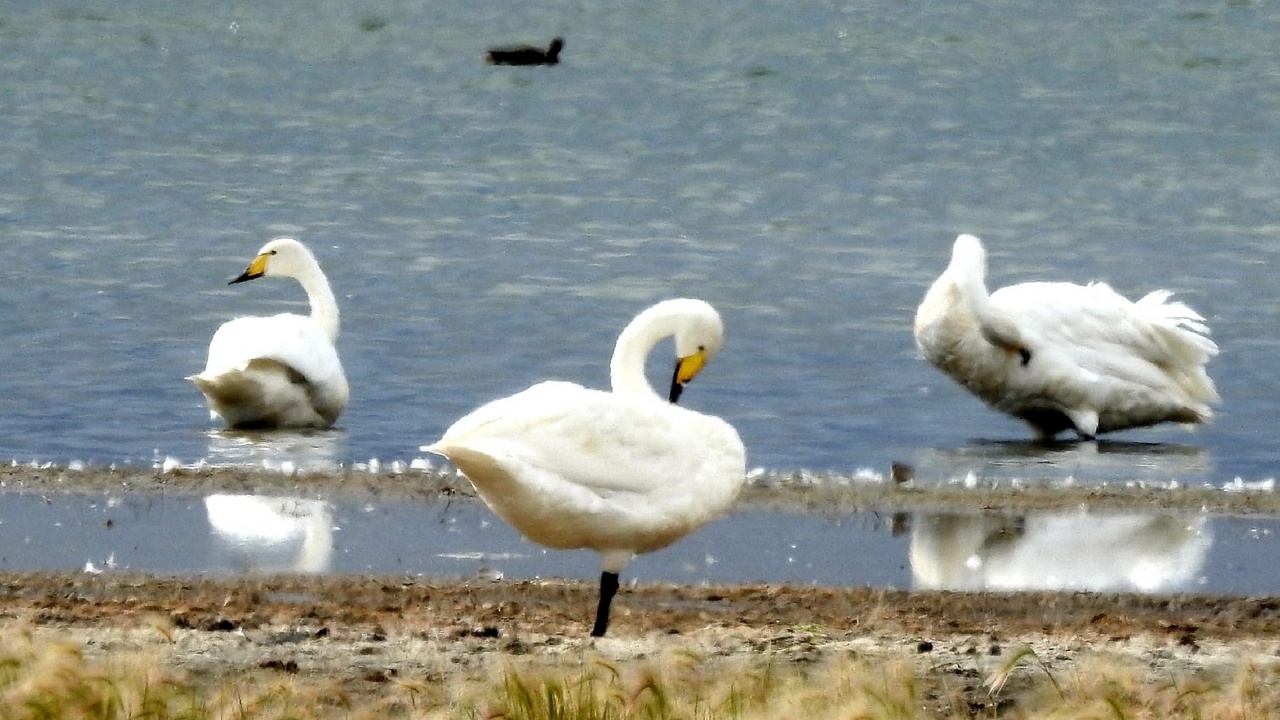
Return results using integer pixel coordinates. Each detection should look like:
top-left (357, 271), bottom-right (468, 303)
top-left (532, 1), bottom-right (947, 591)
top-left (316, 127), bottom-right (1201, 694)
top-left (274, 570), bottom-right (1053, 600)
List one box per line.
top-left (909, 511), bottom-right (1211, 592)
top-left (909, 440), bottom-right (1212, 489)
top-left (205, 494), bottom-right (335, 573)
top-left (202, 429), bottom-right (341, 472)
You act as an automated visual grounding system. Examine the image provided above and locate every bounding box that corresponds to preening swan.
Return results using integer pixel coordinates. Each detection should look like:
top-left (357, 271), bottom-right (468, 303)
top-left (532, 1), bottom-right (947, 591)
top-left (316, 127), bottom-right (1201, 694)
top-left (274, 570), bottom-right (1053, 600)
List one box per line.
top-left (188, 238), bottom-right (349, 430)
top-left (422, 298), bottom-right (746, 637)
top-left (914, 234), bottom-right (1219, 439)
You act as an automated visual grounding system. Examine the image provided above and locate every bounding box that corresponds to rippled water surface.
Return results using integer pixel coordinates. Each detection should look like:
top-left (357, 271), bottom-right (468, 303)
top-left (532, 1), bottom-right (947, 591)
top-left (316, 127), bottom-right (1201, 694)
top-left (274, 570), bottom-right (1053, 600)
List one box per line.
top-left (4, 491), bottom-right (1280, 596)
top-left (4, 1), bottom-right (1280, 483)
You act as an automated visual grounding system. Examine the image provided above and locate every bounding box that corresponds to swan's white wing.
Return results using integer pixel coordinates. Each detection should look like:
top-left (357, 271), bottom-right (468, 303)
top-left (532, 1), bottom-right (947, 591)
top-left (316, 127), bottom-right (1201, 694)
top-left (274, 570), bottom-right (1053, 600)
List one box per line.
top-left (190, 313), bottom-right (348, 428)
top-left (427, 381), bottom-right (746, 554)
top-left (200, 314), bottom-right (344, 384)
top-left (989, 281), bottom-right (1218, 434)
top-left (992, 282), bottom-right (1216, 372)
top-left (436, 381), bottom-right (741, 495)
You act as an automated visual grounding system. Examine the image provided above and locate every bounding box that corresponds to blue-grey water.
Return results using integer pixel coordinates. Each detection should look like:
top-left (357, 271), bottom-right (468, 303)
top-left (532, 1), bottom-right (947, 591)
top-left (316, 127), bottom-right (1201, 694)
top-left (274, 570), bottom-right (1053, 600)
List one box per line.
top-left (2, 1), bottom-right (1280, 590)
top-left (5, 490), bottom-right (1280, 596)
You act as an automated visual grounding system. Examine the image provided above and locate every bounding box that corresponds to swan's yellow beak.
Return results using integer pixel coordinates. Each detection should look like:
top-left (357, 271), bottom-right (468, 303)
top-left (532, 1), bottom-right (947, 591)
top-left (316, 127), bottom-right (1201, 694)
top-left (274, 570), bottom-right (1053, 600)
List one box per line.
top-left (668, 350), bottom-right (708, 404)
top-left (229, 252), bottom-right (271, 285)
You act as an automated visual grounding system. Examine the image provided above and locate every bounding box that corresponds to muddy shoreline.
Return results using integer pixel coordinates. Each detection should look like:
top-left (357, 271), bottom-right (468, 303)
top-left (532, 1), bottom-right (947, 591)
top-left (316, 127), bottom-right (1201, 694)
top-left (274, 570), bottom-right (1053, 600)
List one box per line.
top-left (4, 463), bottom-right (1279, 516)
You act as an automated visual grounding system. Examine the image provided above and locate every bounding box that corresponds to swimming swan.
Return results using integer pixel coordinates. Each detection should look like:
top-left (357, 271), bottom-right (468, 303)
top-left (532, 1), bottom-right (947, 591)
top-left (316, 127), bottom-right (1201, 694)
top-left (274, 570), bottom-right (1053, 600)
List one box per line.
top-left (422, 298), bottom-right (746, 637)
top-left (914, 234), bottom-right (1219, 439)
top-left (189, 238), bottom-right (349, 430)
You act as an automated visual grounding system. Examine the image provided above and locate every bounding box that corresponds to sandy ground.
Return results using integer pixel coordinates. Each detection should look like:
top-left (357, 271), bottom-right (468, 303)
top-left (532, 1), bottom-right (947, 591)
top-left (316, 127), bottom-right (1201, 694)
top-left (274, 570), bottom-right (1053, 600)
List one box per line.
top-left (3, 464), bottom-right (1280, 713)
top-left (7, 572), bottom-right (1280, 715)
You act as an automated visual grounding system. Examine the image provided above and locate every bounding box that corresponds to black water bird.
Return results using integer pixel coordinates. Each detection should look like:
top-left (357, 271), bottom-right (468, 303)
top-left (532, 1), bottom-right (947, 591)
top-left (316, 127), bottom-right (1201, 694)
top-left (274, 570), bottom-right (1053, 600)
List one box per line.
top-left (485, 37), bottom-right (564, 66)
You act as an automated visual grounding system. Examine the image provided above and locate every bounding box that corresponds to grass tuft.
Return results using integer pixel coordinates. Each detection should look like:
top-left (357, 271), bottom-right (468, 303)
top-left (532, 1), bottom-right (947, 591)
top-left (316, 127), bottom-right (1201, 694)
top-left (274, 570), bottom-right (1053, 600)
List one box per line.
top-left (986, 644), bottom-right (1064, 699)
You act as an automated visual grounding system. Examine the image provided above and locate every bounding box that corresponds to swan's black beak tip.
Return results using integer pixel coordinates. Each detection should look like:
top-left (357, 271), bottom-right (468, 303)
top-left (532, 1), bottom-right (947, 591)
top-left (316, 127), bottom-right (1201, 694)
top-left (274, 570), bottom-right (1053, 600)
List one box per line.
top-left (667, 361), bottom-right (686, 404)
top-left (668, 381), bottom-right (684, 404)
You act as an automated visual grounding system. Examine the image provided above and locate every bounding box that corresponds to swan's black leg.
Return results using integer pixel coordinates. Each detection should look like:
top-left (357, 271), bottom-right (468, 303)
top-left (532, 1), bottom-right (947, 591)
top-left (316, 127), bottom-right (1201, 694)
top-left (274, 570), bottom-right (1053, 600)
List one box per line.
top-left (591, 571), bottom-right (620, 637)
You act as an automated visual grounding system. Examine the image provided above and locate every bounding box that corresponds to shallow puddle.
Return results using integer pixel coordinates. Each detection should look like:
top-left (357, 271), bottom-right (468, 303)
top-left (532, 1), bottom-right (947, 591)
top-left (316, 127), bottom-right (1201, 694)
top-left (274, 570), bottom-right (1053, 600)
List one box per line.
top-left (0, 491), bottom-right (1276, 596)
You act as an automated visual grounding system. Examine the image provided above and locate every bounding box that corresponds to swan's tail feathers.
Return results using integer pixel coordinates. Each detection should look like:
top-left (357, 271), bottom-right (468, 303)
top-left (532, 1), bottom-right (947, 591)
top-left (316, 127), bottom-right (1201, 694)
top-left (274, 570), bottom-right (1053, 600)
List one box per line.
top-left (187, 372), bottom-right (229, 399)
top-left (186, 374), bottom-right (222, 422)
top-left (1136, 288), bottom-right (1213, 351)
top-left (188, 359), bottom-right (335, 430)
top-left (1135, 290), bottom-right (1221, 410)
top-left (189, 367), bottom-right (271, 427)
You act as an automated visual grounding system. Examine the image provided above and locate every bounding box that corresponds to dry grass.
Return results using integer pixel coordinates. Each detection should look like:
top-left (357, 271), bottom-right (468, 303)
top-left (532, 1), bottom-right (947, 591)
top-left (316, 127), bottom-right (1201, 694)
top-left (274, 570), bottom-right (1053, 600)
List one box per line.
top-left (0, 629), bottom-right (199, 720)
top-left (465, 651), bottom-right (927, 720)
top-left (1009, 655), bottom-right (1280, 720)
top-left (3, 630), bottom-right (1280, 719)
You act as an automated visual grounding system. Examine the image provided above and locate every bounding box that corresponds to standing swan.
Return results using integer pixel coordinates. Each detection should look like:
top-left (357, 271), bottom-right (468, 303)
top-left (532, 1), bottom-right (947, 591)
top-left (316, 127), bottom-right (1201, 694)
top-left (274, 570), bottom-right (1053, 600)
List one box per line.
top-left (422, 298), bottom-right (746, 637)
top-left (188, 238), bottom-right (349, 430)
top-left (914, 234), bottom-right (1219, 439)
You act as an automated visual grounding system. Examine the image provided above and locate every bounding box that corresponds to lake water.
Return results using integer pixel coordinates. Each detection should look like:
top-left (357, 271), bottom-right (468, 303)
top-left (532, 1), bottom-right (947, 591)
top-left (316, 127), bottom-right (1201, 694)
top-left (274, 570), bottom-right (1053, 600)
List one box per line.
top-left (2, 1), bottom-right (1280, 588)
top-left (5, 491), bottom-right (1280, 596)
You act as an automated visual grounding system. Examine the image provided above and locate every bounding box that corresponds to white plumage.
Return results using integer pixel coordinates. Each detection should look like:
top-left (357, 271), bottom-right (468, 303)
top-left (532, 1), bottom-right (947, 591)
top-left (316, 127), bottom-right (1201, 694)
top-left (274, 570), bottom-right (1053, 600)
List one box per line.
top-left (423, 298), bottom-right (746, 637)
top-left (909, 512), bottom-right (1209, 593)
top-left (205, 494), bottom-right (335, 574)
top-left (189, 238), bottom-right (349, 430)
top-left (914, 234), bottom-right (1219, 439)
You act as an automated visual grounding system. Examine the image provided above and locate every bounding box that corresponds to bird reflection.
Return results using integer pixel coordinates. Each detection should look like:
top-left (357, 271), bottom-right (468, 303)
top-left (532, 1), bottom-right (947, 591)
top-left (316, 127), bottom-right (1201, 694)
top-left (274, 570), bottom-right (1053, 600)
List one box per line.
top-left (910, 439), bottom-right (1211, 488)
top-left (909, 511), bottom-right (1210, 592)
top-left (202, 429), bottom-right (341, 472)
top-left (205, 494), bottom-right (334, 573)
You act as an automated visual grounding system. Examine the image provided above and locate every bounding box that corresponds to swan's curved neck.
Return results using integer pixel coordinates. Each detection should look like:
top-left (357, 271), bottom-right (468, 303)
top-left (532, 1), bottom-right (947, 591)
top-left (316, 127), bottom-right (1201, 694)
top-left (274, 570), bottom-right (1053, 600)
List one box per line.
top-left (609, 305), bottom-right (680, 401)
top-left (297, 263), bottom-right (340, 342)
top-left (956, 256), bottom-right (993, 318)
top-left (951, 244), bottom-right (1022, 351)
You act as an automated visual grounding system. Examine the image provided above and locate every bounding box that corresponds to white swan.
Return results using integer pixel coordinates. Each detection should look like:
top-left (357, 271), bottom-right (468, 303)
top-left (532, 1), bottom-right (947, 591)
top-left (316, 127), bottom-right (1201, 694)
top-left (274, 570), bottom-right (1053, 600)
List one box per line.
top-left (914, 234), bottom-right (1219, 439)
top-left (422, 298), bottom-right (746, 637)
top-left (188, 238), bottom-right (349, 430)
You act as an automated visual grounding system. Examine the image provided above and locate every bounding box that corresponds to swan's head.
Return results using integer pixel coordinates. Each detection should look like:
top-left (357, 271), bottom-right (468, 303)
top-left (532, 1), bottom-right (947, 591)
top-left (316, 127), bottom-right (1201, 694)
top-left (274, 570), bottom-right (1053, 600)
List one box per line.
top-left (610, 298), bottom-right (726, 402)
top-left (230, 237), bottom-right (317, 285)
top-left (665, 299), bottom-right (725, 404)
